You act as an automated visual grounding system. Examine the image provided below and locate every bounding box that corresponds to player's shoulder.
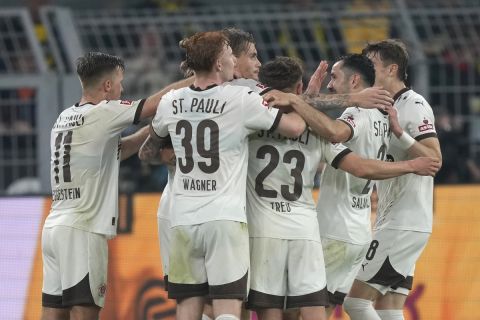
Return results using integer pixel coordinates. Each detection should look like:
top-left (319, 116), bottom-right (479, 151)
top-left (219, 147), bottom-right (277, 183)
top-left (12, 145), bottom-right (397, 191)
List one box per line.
top-left (396, 89), bottom-right (431, 109)
top-left (227, 78), bottom-right (270, 95)
top-left (164, 87), bottom-right (185, 99)
top-left (221, 82), bottom-right (258, 96)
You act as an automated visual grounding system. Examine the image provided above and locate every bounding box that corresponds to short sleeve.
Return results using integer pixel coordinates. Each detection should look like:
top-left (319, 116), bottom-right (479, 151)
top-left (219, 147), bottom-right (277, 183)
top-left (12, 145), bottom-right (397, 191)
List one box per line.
top-left (151, 95), bottom-right (171, 138)
top-left (337, 107), bottom-right (361, 142)
top-left (242, 89), bottom-right (281, 133)
top-left (402, 97), bottom-right (437, 141)
top-left (100, 99), bottom-right (145, 134)
top-left (321, 141), bottom-right (352, 169)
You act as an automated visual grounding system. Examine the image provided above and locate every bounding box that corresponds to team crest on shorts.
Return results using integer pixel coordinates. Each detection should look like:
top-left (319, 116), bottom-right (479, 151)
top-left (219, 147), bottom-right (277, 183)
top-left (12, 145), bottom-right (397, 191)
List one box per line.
top-left (98, 283), bottom-right (107, 297)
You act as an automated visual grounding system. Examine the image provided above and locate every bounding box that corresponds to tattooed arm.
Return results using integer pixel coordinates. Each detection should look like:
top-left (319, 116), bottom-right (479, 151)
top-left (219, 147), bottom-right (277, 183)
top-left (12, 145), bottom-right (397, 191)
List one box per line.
top-left (138, 126), bottom-right (172, 162)
top-left (302, 87), bottom-right (394, 111)
top-left (264, 91), bottom-right (351, 142)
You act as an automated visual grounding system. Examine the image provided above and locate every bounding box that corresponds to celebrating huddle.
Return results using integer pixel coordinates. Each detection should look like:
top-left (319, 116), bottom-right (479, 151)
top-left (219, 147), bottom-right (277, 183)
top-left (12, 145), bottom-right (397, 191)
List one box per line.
top-left (41, 27), bottom-right (441, 320)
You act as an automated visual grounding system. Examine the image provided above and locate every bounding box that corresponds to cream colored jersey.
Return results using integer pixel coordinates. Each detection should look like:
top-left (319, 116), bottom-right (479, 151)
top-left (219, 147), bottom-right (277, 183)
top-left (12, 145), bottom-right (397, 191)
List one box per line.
top-left (152, 84), bottom-right (281, 227)
top-left (376, 88), bottom-right (437, 233)
top-left (247, 130), bottom-right (351, 241)
top-left (157, 78), bottom-right (268, 222)
top-left (44, 99), bottom-right (145, 236)
top-left (317, 107), bottom-right (390, 245)
top-left (229, 77), bottom-right (271, 95)
top-left (157, 165), bottom-right (175, 219)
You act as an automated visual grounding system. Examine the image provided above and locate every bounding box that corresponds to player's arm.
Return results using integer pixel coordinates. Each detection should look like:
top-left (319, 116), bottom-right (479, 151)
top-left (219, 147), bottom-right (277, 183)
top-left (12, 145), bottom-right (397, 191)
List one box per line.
top-left (138, 126), bottom-right (172, 162)
top-left (337, 152), bottom-right (441, 179)
top-left (139, 76), bottom-right (194, 120)
top-left (302, 86), bottom-right (393, 111)
top-left (120, 125), bottom-right (150, 161)
top-left (386, 105), bottom-right (442, 163)
top-left (264, 91), bottom-right (352, 142)
top-left (275, 111), bottom-right (307, 138)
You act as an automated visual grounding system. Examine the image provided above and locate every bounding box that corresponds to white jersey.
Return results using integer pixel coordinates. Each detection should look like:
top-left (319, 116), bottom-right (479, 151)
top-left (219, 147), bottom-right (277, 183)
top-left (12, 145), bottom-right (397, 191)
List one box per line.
top-left (156, 78), bottom-right (269, 222)
top-left (376, 88), bottom-right (437, 233)
top-left (317, 107), bottom-right (390, 245)
top-left (44, 99), bottom-right (144, 236)
top-left (157, 165), bottom-right (175, 219)
top-left (228, 77), bottom-right (271, 95)
top-left (152, 84), bottom-right (281, 227)
top-left (247, 130), bottom-right (351, 242)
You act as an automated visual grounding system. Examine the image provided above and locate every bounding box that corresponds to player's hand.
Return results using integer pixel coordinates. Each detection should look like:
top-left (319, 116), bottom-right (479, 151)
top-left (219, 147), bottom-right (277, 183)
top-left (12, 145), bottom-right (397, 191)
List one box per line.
top-left (159, 147), bottom-right (176, 166)
top-left (351, 87), bottom-right (393, 110)
top-left (263, 90), bottom-right (296, 108)
top-left (409, 157), bottom-right (441, 177)
top-left (384, 105), bottom-right (403, 138)
top-left (305, 60), bottom-right (329, 96)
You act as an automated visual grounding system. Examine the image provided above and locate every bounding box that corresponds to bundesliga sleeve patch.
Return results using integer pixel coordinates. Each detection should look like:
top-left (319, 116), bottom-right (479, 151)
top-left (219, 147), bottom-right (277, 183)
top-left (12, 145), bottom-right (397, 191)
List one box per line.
top-left (344, 114), bottom-right (356, 127)
top-left (120, 100), bottom-right (134, 105)
top-left (418, 118), bottom-right (434, 132)
top-left (256, 82), bottom-right (268, 90)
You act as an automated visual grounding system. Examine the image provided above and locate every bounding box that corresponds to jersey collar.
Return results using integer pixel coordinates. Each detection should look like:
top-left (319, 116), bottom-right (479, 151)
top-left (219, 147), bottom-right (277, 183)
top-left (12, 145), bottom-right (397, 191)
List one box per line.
top-left (393, 87), bottom-right (410, 102)
top-left (75, 102), bottom-right (94, 107)
top-left (189, 84), bottom-right (218, 91)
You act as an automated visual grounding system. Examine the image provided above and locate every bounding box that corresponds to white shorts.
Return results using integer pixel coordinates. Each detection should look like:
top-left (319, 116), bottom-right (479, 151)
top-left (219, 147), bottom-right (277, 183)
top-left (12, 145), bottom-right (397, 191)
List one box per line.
top-left (42, 225), bottom-right (108, 308)
top-left (355, 229), bottom-right (430, 295)
top-left (321, 237), bottom-right (368, 305)
top-left (247, 237), bottom-right (328, 309)
top-left (168, 220), bottom-right (249, 300)
top-left (157, 217), bottom-right (171, 278)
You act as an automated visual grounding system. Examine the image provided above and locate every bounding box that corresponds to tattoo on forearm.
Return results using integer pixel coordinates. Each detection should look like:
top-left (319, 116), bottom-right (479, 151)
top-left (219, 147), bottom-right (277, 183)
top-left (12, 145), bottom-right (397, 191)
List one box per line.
top-left (301, 93), bottom-right (351, 111)
top-left (139, 138), bottom-right (161, 161)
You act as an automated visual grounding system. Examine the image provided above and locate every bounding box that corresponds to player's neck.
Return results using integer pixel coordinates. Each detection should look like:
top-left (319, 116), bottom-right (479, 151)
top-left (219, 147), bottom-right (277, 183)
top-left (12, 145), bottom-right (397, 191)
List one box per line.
top-left (80, 90), bottom-right (106, 105)
top-left (193, 73), bottom-right (224, 90)
top-left (388, 81), bottom-right (407, 97)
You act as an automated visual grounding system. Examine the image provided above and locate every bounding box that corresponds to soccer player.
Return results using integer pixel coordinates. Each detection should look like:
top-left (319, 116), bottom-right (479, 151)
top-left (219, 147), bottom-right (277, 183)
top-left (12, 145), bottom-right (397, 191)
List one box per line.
top-left (139, 31), bottom-right (306, 320)
top-left (223, 27), bottom-right (261, 81)
top-left (314, 54), bottom-right (391, 319)
top-left (247, 57), bottom-right (440, 320)
top-left (41, 52), bottom-right (192, 320)
top-left (149, 27), bottom-right (263, 320)
top-left (343, 39), bottom-right (442, 320)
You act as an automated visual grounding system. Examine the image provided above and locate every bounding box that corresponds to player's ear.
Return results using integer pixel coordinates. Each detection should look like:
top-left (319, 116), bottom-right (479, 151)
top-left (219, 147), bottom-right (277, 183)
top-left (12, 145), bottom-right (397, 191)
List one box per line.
top-left (388, 64), bottom-right (399, 78)
top-left (216, 58), bottom-right (222, 72)
top-left (102, 77), bottom-right (112, 93)
top-left (295, 81), bottom-right (303, 95)
top-left (351, 73), bottom-right (360, 89)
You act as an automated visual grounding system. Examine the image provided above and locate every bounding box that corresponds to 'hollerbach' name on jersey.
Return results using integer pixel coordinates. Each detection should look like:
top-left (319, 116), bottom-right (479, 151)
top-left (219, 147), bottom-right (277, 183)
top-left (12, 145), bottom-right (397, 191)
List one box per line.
top-left (53, 114), bottom-right (85, 129)
top-left (172, 98), bottom-right (226, 115)
top-left (182, 178), bottom-right (217, 191)
top-left (256, 129), bottom-right (310, 145)
top-left (52, 187), bottom-right (81, 201)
